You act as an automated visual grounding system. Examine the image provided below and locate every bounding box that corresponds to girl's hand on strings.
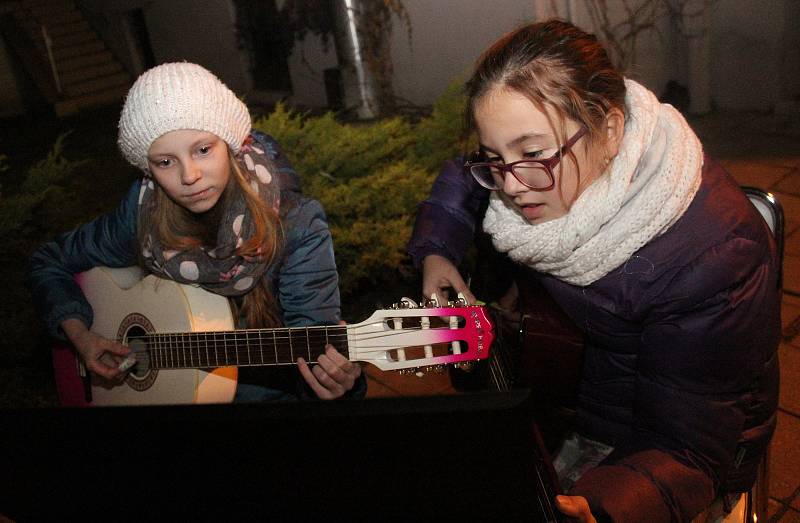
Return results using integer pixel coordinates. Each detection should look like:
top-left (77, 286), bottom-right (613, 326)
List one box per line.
top-left (297, 344), bottom-right (362, 400)
top-left (422, 254), bottom-right (476, 305)
top-left (61, 318), bottom-right (131, 380)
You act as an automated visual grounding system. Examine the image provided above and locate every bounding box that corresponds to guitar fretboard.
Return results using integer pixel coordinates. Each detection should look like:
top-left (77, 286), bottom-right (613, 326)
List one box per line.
top-left (135, 325), bottom-right (349, 370)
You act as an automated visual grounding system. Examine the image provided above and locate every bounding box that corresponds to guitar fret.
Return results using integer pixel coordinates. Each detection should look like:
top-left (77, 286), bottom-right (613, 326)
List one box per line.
top-left (214, 333), bottom-right (220, 367)
top-left (151, 334), bottom-right (157, 369)
top-left (246, 331), bottom-right (252, 365)
top-left (306, 328), bottom-right (311, 361)
top-left (258, 330), bottom-right (264, 365)
top-left (188, 334), bottom-right (193, 368)
top-left (288, 330), bottom-right (293, 362)
top-left (180, 334), bottom-right (186, 368)
top-left (273, 330), bottom-right (278, 364)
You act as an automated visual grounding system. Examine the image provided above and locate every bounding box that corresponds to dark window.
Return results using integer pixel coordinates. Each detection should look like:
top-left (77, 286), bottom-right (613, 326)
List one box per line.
top-left (233, 0), bottom-right (292, 92)
top-left (127, 9), bottom-right (155, 71)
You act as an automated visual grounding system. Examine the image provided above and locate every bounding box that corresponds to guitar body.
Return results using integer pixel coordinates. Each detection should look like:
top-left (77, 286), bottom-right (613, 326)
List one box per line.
top-left (54, 266), bottom-right (238, 406)
top-left (515, 270), bottom-right (585, 453)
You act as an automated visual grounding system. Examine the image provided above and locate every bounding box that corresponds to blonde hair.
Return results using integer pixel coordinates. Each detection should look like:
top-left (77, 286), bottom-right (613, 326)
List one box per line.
top-left (138, 148), bottom-right (283, 328)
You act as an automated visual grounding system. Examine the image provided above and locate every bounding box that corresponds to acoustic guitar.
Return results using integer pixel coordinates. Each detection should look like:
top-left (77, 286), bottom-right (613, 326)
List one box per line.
top-left (53, 266), bottom-right (494, 406)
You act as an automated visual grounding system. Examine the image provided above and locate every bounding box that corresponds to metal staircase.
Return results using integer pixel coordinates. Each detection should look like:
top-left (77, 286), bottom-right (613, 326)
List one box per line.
top-left (1, 0), bottom-right (131, 117)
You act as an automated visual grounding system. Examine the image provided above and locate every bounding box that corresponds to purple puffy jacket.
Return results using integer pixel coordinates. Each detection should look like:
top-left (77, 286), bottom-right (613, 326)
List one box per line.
top-left (408, 155), bottom-right (780, 522)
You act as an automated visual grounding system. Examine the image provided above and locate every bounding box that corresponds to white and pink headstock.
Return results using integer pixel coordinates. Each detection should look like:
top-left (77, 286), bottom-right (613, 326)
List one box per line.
top-left (346, 294), bottom-right (494, 373)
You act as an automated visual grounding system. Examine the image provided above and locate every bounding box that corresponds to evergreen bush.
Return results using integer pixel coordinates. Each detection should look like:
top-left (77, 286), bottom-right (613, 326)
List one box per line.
top-left (253, 80), bottom-right (469, 302)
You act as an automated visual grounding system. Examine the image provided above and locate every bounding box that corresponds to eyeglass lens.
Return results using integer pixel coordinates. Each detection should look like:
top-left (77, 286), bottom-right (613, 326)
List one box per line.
top-left (470, 162), bottom-right (552, 190)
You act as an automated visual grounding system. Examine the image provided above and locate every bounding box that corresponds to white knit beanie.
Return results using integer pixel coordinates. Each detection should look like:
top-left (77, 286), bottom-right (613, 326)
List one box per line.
top-left (118, 62), bottom-right (251, 171)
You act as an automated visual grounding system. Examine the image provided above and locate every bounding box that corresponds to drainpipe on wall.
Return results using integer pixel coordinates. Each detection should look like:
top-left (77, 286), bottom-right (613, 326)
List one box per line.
top-left (330, 0), bottom-right (381, 119)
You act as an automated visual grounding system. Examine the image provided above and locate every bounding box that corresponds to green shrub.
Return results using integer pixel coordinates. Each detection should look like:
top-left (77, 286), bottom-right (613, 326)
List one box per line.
top-left (253, 80), bottom-right (468, 299)
top-left (255, 103), bottom-right (414, 181)
top-left (309, 161), bottom-right (435, 292)
top-left (0, 134), bottom-right (84, 252)
top-left (411, 79), bottom-right (474, 171)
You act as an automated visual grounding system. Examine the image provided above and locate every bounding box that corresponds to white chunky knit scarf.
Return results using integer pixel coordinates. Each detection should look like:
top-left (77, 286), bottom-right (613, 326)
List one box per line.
top-left (482, 79), bottom-right (703, 286)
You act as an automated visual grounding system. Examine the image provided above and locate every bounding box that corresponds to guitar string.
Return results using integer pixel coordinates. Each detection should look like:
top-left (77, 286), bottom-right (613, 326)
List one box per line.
top-left (485, 341), bottom-right (560, 521)
top-left (121, 324), bottom-right (469, 347)
top-left (120, 326), bottom-right (477, 369)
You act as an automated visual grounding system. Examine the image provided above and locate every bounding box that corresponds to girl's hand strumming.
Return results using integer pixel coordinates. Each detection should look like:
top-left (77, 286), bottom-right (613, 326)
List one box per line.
top-left (61, 318), bottom-right (131, 380)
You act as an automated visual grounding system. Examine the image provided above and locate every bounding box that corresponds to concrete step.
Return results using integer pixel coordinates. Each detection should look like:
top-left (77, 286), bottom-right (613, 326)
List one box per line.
top-left (45, 19), bottom-right (91, 38)
top-left (51, 39), bottom-right (105, 60)
top-left (57, 50), bottom-right (115, 72)
top-left (22, 1), bottom-right (78, 19)
top-left (60, 61), bottom-right (123, 86)
top-left (21, 0), bottom-right (75, 8)
top-left (36, 9), bottom-right (83, 26)
top-left (54, 84), bottom-right (129, 117)
top-left (50, 29), bottom-right (97, 48)
top-left (62, 70), bottom-right (129, 97)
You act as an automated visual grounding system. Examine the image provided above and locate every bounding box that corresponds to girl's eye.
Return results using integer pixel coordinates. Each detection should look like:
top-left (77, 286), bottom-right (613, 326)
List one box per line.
top-left (523, 150), bottom-right (545, 159)
top-left (156, 158), bottom-right (172, 168)
top-left (198, 145), bottom-right (211, 155)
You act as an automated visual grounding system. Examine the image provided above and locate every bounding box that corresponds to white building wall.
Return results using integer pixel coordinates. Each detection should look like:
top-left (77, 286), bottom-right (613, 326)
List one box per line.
top-left (711, 0), bottom-right (787, 111)
top-left (285, 0), bottom-right (793, 114)
top-left (285, 33), bottom-right (338, 108)
top-left (389, 0), bottom-right (535, 107)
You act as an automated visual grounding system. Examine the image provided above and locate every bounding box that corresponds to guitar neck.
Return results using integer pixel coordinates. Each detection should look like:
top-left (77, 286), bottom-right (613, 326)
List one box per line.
top-left (140, 325), bottom-right (349, 370)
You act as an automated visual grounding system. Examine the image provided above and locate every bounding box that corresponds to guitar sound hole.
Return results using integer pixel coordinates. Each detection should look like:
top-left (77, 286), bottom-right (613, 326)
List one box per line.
top-left (125, 326), bottom-right (151, 378)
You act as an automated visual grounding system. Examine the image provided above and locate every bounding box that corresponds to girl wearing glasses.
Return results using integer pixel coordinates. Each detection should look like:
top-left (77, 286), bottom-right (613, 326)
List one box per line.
top-left (408, 20), bottom-right (780, 522)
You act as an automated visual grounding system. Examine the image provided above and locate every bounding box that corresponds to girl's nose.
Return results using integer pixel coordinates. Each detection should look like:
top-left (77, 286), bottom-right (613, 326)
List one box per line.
top-left (181, 161), bottom-right (201, 185)
top-left (502, 170), bottom-right (528, 196)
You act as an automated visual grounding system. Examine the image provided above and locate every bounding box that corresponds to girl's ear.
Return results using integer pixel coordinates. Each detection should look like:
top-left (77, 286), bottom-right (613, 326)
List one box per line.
top-left (604, 107), bottom-right (625, 159)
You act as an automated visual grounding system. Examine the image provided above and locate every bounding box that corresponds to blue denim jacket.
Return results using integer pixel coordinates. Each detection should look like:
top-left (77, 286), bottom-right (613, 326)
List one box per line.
top-left (27, 131), bottom-right (365, 400)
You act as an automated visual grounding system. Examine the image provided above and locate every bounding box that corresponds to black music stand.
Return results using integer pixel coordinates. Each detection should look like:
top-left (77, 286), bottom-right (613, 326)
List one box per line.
top-left (0, 390), bottom-right (563, 522)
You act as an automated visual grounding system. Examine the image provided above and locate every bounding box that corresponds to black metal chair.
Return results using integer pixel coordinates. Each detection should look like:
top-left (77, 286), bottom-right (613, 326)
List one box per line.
top-left (692, 187), bottom-right (784, 523)
top-left (741, 186), bottom-right (784, 523)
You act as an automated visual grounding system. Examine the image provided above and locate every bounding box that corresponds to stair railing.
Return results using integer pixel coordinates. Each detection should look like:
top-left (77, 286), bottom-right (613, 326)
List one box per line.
top-left (40, 24), bottom-right (62, 93)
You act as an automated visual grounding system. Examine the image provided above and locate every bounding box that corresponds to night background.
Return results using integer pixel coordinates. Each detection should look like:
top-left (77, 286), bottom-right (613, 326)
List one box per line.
top-left (0, 1), bottom-right (799, 520)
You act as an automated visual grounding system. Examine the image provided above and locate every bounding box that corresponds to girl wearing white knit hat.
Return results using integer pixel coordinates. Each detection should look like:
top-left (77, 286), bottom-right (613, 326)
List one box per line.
top-left (28, 62), bottom-right (364, 402)
top-left (408, 20), bottom-right (780, 523)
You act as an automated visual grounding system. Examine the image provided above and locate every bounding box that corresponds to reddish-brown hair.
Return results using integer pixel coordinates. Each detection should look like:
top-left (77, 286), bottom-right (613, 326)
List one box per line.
top-left (466, 19), bottom-right (626, 150)
top-left (139, 148), bottom-right (282, 328)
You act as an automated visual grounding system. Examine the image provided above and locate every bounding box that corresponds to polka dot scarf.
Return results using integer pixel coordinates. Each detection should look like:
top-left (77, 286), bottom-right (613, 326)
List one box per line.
top-left (138, 134), bottom-right (280, 297)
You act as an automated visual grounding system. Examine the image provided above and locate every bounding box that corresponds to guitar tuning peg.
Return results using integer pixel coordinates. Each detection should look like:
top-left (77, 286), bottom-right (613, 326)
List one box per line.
top-left (425, 293), bottom-right (441, 308)
top-left (455, 362), bottom-right (475, 372)
top-left (400, 297), bottom-right (418, 308)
